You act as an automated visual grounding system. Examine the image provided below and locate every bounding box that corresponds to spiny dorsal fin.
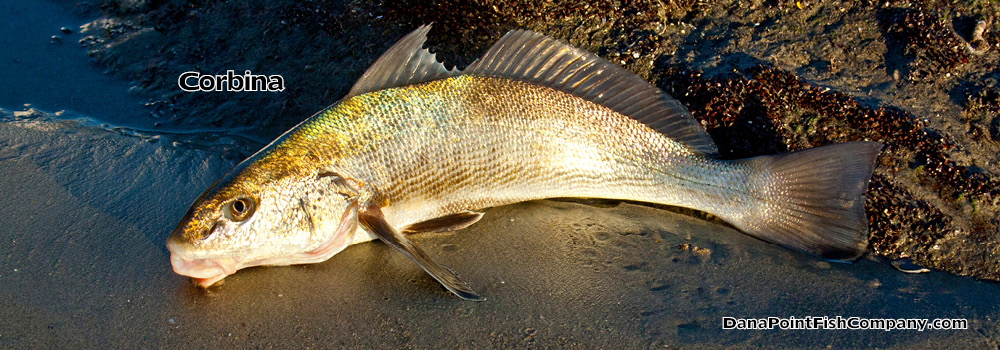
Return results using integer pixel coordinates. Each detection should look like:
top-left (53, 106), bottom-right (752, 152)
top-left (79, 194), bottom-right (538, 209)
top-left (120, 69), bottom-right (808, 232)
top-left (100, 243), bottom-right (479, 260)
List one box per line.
top-left (347, 25), bottom-right (458, 98)
top-left (464, 30), bottom-right (719, 156)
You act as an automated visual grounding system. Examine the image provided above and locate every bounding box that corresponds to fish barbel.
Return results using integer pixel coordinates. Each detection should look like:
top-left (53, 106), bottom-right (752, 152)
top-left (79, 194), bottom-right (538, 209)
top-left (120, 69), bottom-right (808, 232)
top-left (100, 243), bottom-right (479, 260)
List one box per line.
top-left (166, 26), bottom-right (881, 300)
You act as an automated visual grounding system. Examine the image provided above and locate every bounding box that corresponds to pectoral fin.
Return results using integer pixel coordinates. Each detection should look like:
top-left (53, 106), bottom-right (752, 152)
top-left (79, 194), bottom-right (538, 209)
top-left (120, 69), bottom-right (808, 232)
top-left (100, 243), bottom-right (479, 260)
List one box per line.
top-left (358, 204), bottom-right (484, 301)
top-left (402, 210), bottom-right (484, 234)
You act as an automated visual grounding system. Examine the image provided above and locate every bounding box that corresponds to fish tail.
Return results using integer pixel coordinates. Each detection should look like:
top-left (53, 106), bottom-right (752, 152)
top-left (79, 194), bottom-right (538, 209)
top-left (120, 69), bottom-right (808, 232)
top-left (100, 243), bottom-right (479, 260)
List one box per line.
top-left (729, 141), bottom-right (883, 260)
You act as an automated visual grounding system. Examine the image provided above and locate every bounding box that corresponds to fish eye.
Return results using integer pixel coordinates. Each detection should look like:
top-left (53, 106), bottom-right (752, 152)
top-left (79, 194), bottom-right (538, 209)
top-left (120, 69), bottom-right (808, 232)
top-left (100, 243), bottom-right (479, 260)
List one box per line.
top-left (226, 197), bottom-right (256, 222)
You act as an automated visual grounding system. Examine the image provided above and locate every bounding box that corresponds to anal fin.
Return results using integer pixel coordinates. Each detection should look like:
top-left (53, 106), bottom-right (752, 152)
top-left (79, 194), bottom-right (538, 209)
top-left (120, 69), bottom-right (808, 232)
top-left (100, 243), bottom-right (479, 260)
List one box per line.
top-left (358, 204), bottom-right (485, 301)
top-left (402, 210), bottom-right (484, 234)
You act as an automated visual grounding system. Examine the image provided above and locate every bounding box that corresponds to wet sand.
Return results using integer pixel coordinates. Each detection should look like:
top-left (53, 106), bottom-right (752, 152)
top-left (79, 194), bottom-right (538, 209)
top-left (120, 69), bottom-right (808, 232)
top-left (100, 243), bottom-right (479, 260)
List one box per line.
top-left (2, 1), bottom-right (999, 348)
top-left (1, 110), bottom-right (997, 348)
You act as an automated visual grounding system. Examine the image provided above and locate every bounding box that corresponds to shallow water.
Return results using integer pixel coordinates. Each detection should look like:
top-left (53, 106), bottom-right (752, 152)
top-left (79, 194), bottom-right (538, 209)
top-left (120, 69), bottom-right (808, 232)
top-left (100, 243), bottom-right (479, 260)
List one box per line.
top-left (0, 2), bottom-right (150, 126)
top-left (1, 1), bottom-right (998, 349)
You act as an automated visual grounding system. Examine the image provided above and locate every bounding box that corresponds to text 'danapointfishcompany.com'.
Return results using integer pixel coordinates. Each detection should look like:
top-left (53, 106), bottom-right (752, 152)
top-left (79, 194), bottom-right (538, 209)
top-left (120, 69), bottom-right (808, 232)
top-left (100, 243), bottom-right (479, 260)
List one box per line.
top-left (722, 316), bottom-right (968, 331)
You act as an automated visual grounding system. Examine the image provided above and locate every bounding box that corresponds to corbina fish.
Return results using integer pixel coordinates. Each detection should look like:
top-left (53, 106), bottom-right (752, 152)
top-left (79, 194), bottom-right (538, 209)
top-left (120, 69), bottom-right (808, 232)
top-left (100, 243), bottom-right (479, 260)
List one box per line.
top-left (167, 25), bottom-right (882, 300)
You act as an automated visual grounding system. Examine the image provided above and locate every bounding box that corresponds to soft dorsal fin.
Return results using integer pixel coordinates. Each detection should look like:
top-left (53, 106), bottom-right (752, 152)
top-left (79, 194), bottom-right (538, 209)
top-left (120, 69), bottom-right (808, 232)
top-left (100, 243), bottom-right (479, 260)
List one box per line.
top-left (347, 25), bottom-right (458, 98)
top-left (464, 30), bottom-right (719, 156)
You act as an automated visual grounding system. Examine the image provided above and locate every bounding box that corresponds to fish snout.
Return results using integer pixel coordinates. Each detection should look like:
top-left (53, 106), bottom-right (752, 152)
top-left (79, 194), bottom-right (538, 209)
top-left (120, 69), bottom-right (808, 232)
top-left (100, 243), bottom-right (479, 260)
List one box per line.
top-left (167, 241), bottom-right (239, 287)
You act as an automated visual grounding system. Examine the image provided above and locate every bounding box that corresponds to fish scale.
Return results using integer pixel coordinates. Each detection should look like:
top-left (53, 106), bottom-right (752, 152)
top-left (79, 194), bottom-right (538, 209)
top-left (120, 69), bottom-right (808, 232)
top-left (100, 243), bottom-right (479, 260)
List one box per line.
top-left (309, 76), bottom-right (716, 226)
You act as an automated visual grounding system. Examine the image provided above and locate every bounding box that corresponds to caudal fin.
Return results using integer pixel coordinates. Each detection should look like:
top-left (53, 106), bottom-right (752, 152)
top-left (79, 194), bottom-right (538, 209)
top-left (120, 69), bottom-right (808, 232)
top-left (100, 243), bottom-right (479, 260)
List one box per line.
top-left (733, 142), bottom-right (883, 260)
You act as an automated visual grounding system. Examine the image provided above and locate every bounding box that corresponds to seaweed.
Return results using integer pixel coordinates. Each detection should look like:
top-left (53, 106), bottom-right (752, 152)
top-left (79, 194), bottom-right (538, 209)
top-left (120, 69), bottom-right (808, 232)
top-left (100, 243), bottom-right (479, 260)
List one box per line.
top-left (656, 63), bottom-right (999, 271)
top-left (879, 6), bottom-right (972, 83)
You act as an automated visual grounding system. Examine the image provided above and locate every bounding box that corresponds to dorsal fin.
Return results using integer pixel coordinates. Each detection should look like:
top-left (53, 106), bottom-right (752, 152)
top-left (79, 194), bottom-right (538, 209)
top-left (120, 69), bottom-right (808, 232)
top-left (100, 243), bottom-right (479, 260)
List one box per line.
top-left (464, 30), bottom-right (719, 156)
top-left (347, 25), bottom-right (458, 98)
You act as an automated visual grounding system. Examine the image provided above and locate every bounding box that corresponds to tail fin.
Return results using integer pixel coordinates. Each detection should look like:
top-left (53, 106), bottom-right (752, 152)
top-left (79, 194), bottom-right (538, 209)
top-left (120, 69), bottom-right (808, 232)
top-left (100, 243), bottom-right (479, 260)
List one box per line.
top-left (733, 142), bottom-right (883, 260)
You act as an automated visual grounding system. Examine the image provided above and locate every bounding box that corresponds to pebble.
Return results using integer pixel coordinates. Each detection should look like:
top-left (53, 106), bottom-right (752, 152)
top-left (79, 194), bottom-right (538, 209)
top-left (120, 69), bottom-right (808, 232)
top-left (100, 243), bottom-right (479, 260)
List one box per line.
top-left (891, 258), bottom-right (931, 274)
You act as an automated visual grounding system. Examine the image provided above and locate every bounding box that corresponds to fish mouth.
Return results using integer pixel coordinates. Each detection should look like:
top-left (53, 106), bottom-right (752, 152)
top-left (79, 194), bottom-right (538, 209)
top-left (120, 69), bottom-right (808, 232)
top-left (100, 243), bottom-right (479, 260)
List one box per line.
top-left (167, 236), bottom-right (241, 288)
top-left (169, 253), bottom-right (240, 287)
top-left (163, 229), bottom-right (349, 288)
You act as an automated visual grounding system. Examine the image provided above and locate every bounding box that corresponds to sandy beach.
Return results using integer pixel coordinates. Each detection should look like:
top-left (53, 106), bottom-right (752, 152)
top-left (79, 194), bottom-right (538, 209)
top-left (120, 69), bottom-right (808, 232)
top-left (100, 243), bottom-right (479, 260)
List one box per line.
top-left (2, 0), bottom-right (999, 348)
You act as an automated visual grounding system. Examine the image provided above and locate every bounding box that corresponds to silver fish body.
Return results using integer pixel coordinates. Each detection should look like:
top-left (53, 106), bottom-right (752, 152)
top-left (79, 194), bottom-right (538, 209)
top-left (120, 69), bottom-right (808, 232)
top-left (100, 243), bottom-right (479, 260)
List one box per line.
top-left (167, 26), bottom-right (881, 299)
top-left (333, 76), bottom-right (739, 229)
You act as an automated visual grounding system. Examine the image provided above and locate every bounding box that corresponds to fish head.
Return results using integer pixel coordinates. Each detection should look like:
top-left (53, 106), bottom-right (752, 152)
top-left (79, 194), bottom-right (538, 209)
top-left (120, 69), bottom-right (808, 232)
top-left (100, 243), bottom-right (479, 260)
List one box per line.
top-left (166, 164), bottom-right (360, 287)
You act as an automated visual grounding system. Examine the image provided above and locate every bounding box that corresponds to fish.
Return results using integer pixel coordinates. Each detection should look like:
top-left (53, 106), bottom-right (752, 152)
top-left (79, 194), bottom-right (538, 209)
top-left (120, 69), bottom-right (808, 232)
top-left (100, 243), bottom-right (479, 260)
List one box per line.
top-left (166, 25), bottom-right (882, 300)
